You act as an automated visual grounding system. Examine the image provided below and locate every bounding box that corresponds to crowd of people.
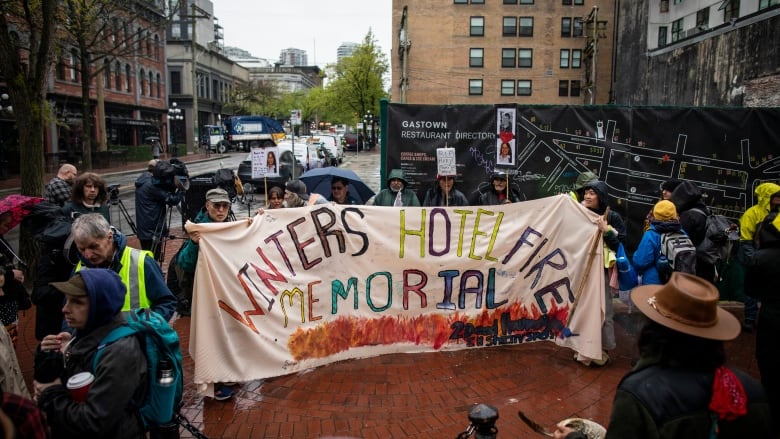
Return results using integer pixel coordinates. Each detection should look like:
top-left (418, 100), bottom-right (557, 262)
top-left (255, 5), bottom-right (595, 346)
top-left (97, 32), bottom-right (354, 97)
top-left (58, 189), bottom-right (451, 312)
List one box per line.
top-left (0, 158), bottom-right (775, 438)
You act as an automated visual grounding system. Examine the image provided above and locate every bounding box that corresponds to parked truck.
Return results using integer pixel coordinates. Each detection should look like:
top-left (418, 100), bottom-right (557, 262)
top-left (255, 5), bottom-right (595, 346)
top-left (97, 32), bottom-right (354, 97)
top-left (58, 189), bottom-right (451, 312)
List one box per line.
top-left (222, 115), bottom-right (286, 151)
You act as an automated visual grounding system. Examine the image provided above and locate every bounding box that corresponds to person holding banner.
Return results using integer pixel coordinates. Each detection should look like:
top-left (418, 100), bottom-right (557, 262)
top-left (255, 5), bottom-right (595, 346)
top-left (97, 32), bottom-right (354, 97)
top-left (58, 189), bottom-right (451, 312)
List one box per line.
top-left (479, 171), bottom-right (521, 205)
top-left (423, 175), bottom-right (469, 207)
top-left (579, 180), bottom-right (625, 367)
top-left (267, 186), bottom-right (284, 209)
top-left (284, 180), bottom-right (327, 207)
top-left (328, 177), bottom-right (359, 205)
top-left (372, 169), bottom-right (420, 207)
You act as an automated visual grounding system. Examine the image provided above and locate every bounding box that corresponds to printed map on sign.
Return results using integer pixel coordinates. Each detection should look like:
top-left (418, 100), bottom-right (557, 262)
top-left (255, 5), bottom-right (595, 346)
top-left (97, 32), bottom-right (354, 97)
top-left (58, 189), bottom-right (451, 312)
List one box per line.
top-left (386, 104), bottom-right (780, 250)
top-left (188, 196), bottom-right (604, 390)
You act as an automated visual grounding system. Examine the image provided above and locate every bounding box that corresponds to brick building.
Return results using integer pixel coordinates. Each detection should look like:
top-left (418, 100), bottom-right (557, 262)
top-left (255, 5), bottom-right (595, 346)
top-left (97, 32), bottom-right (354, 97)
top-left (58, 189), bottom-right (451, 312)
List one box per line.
top-left (391, 0), bottom-right (616, 105)
top-left (45, 0), bottom-right (169, 169)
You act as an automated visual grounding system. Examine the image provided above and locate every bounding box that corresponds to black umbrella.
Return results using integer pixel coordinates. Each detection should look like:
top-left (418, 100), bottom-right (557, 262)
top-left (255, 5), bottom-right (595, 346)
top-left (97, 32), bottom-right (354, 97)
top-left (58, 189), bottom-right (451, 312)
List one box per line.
top-left (299, 168), bottom-right (375, 204)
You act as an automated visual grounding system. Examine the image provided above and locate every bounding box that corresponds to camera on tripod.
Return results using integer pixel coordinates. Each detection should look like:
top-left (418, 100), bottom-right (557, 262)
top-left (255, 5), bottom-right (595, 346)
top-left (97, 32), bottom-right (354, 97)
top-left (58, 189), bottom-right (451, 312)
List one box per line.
top-left (152, 159), bottom-right (190, 193)
top-left (108, 183), bottom-right (121, 202)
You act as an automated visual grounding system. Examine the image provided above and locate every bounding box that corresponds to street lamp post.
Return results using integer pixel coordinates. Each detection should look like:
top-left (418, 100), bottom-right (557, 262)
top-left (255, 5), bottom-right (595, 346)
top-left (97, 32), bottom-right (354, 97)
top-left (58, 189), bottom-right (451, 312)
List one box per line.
top-left (167, 102), bottom-right (183, 158)
top-left (0, 93), bottom-right (12, 179)
top-left (363, 111), bottom-right (375, 151)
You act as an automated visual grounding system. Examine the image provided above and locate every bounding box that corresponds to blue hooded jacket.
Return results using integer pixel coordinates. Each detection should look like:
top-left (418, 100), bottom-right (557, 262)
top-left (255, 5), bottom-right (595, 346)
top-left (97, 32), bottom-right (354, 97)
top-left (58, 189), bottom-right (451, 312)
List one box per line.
top-left (76, 269), bottom-right (127, 336)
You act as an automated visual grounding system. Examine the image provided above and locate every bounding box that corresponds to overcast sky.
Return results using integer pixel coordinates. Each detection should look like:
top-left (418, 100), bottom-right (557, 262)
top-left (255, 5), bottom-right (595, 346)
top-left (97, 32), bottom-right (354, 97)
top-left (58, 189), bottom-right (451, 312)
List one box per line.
top-left (214, 0), bottom-right (392, 67)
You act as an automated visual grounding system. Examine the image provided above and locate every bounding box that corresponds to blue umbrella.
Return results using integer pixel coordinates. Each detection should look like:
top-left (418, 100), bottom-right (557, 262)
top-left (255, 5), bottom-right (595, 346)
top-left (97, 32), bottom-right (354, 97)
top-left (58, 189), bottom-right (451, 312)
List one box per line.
top-left (299, 167), bottom-right (375, 204)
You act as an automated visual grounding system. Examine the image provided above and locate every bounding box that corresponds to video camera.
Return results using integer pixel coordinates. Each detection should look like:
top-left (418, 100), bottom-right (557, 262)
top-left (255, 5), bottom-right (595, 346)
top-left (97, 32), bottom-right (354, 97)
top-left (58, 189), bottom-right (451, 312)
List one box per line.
top-left (108, 183), bottom-right (121, 201)
top-left (152, 159), bottom-right (190, 193)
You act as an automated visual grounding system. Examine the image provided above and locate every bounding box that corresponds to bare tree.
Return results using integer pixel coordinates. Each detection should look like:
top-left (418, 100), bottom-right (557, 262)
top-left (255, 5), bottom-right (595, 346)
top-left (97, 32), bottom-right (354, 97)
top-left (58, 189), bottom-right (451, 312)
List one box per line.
top-left (61, 0), bottom-right (167, 170)
top-left (0, 0), bottom-right (59, 197)
top-left (0, 0), bottom-right (59, 267)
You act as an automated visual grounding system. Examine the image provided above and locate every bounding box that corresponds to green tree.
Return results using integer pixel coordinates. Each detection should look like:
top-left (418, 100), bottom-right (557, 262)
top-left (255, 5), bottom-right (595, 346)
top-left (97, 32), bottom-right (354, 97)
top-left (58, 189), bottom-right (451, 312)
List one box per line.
top-left (327, 30), bottom-right (389, 127)
top-left (225, 79), bottom-right (282, 115)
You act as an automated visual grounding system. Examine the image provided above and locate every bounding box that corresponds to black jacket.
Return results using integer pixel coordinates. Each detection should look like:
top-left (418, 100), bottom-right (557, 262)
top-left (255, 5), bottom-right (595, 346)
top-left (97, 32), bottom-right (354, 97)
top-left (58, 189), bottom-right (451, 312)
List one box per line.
top-left (671, 181), bottom-right (708, 247)
top-left (606, 365), bottom-right (770, 438)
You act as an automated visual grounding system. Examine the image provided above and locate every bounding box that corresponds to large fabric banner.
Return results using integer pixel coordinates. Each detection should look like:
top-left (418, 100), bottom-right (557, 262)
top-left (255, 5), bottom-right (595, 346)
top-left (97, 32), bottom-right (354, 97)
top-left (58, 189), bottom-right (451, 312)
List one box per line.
top-left (189, 196), bottom-right (604, 391)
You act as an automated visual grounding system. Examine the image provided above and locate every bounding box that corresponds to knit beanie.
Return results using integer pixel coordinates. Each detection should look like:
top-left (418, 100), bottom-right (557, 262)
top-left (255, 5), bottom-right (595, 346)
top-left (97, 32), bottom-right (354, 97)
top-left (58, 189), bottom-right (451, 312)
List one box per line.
top-left (653, 200), bottom-right (678, 221)
top-left (661, 179), bottom-right (683, 192)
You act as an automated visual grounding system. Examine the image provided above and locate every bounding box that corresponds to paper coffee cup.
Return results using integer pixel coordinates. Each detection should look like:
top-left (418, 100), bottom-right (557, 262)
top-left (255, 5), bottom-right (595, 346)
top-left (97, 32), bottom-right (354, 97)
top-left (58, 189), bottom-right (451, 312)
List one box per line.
top-left (66, 372), bottom-right (94, 403)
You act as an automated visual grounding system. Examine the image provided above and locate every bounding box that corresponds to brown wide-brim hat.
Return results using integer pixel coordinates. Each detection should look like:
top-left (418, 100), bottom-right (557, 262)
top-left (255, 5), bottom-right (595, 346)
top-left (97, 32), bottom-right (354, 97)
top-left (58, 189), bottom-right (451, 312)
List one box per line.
top-left (631, 272), bottom-right (740, 341)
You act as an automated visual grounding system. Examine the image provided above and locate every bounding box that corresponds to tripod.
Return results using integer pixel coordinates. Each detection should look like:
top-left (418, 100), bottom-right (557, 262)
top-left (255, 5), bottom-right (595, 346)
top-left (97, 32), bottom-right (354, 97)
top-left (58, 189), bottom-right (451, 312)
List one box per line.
top-left (108, 187), bottom-right (137, 236)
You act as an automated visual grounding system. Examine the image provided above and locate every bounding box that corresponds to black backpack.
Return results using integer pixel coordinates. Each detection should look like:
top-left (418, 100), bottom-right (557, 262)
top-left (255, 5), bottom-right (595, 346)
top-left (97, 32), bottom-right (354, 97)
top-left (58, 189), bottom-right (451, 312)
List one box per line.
top-left (659, 232), bottom-right (697, 282)
top-left (690, 208), bottom-right (739, 265)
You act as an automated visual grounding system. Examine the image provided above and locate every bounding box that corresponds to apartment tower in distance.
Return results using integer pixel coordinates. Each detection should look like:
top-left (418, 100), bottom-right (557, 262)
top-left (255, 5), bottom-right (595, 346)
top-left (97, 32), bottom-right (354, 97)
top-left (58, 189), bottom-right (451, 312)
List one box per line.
top-left (391, 0), bottom-right (615, 104)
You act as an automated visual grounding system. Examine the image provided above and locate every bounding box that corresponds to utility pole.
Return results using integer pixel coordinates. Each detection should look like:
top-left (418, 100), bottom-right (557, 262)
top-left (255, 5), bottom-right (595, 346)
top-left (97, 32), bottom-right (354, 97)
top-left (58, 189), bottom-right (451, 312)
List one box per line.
top-left (399, 8), bottom-right (412, 104)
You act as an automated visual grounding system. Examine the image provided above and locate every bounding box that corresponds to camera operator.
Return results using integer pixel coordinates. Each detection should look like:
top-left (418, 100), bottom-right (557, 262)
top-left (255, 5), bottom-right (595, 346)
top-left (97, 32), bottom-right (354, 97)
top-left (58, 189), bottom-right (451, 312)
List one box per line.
top-left (134, 160), bottom-right (185, 262)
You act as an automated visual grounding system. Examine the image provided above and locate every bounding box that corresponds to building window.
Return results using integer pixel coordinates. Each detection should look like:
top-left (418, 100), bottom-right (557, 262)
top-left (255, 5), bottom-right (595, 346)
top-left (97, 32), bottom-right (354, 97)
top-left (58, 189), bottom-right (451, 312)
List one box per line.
top-left (125, 64), bottom-right (131, 92)
top-left (471, 0), bottom-right (485, 3)
top-left (469, 79), bottom-right (483, 95)
top-left (573, 18), bottom-right (583, 37)
top-left (519, 17), bottom-right (534, 36)
top-left (520, 0), bottom-right (533, 3)
top-left (723, 0), bottom-right (739, 21)
top-left (115, 62), bottom-right (121, 90)
top-left (156, 73), bottom-right (161, 98)
top-left (517, 80), bottom-right (532, 96)
top-left (470, 16), bottom-right (485, 36)
top-left (170, 71), bottom-right (181, 95)
top-left (561, 17), bottom-right (572, 37)
top-left (671, 18), bottom-right (683, 42)
top-left (501, 80), bottom-right (515, 95)
top-left (696, 8), bottom-right (709, 29)
top-left (575, 0), bottom-right (583, 4)
top-left (518, 48), bottom-right (532, 67)
top-left (139, 68), bottom-right (146, 96)
top-left (504, 0), bottom-right (517, 3)
top-left (760, 0), bottom-right (779, 10)
top-left (501, 48), bottom-right (516, 67)
top-left (571, 80), bottom-right (581, 96)
top-left (503, 17), bottom-right (517, 36)
top-left (571, 49), bottom-right (581, 68)
top-left (154, 34), bottom-right (160, 60)
top-left (56, 57), bottom-right (66, 80)
top-left (470, 48), bottom-right (484, 67)
top-left (563, 0), bottom-right (572, 4)
top-left (560, 49), bottom-right (570, 68)
top-left (454, 0), bottom-right (468, 4)
top-left (69, 49), bottom-right (78, 82)
top-left (104, 60), bottom-right (111, 89)
top-left (149, 71), bottom-right (154, 97)
top-left (658, 26), bottom-right (668, 46)
top-left (559, 80), bottom-right (569, 96)
top-left (673, 0), bottom-right (684, 3)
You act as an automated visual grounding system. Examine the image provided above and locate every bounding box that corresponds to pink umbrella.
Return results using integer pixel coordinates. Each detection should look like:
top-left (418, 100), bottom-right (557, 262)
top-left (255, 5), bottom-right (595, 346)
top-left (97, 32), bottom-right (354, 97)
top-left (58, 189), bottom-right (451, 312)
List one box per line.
top-left (0, 194), bottom-right (45, 231)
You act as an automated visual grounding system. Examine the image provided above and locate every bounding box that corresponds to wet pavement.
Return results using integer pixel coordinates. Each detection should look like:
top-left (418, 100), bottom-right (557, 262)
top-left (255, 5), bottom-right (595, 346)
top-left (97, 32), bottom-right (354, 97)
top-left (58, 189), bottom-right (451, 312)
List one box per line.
top-left (7, 149), bottom-right (760, 438)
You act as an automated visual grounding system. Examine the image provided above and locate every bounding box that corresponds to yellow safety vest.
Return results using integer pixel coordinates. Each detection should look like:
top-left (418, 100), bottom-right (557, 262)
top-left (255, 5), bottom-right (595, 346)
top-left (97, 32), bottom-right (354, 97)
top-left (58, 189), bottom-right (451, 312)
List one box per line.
top-left (75, 247), bottom-right (152, 311)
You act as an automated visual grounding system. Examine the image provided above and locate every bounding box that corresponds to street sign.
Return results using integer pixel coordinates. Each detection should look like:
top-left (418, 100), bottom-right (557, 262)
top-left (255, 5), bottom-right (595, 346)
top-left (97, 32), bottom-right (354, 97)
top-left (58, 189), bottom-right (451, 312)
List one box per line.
top-left (291, 109), bottom-right (302, 125)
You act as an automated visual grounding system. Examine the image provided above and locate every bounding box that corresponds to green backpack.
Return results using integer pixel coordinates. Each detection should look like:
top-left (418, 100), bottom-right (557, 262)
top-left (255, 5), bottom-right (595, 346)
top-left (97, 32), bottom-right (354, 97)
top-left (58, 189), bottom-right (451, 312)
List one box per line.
top-left (93, 308), bottom-right (183, 429)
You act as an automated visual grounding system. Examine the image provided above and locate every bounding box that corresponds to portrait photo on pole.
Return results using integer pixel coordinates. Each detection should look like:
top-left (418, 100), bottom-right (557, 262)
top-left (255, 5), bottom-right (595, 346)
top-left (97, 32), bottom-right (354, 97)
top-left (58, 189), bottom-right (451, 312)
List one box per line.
top-left (250, 147), bottom-right (280, 178)
top-left (496, 108), bottom-right (516, 167)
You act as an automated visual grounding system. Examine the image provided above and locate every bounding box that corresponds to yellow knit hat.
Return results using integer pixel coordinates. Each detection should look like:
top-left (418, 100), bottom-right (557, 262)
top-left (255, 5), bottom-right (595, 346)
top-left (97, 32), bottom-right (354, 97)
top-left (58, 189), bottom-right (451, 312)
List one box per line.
top-left (653, 200), bottom-right (678, 221)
